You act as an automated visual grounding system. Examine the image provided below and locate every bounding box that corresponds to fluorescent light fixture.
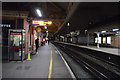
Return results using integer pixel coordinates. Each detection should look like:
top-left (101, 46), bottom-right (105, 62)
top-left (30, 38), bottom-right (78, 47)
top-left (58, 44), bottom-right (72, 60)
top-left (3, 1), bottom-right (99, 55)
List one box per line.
top-left (44, 26), bottom-right (47, 29)
top-left (36, 9), bottom-right (42, 17)
top-left (46, 31), bottom-right (48, 33)
top-left (117, 31), bottom-right (120, 34)
top-left (67, 23), bottom-right (70, 26)
top-left (46, 37), bottom-right (48, 40)
top-left (112, 29), bottom-right (119, 31)
top-left (101, 31), bottom-right (106, 33)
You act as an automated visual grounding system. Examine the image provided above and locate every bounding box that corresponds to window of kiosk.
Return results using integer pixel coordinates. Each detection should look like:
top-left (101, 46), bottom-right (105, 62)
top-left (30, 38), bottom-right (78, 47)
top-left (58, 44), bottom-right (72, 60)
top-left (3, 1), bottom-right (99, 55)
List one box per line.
top-left (103, 37), bottom-right (106, 44)
top-left (107, 37), bottom-right (111, 44)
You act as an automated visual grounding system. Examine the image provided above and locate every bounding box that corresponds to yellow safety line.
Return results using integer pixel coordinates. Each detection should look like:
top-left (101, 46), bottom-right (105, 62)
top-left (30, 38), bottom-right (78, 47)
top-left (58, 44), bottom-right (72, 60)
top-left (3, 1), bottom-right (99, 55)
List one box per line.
top-left (48, 50), bottom-right (53, 80)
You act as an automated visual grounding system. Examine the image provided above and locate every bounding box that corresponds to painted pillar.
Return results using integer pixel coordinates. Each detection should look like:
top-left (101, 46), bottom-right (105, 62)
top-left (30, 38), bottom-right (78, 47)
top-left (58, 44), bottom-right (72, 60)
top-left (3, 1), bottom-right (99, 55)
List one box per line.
top-left (87, 33), bottom-right (89, 46)
top-left (97, 33), bottom-right (100, 48)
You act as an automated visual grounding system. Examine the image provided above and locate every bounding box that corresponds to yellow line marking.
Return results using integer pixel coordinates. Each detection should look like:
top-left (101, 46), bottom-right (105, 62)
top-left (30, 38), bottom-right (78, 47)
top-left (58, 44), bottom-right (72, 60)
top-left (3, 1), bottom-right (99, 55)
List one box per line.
top-left (48, 50), bottom-right (53, 80)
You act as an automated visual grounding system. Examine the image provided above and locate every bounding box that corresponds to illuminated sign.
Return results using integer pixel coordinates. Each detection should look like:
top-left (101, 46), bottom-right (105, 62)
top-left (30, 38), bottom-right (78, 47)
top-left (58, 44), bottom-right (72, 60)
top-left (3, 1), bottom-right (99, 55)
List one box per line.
top-left (32, 20), bottom-right (52, 26)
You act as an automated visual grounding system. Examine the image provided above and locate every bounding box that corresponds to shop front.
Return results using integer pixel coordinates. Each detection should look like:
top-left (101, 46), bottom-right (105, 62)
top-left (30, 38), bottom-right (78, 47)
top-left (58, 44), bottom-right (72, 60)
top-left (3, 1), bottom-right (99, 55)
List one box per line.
top-left (94, 34), bottom-right (120, 48)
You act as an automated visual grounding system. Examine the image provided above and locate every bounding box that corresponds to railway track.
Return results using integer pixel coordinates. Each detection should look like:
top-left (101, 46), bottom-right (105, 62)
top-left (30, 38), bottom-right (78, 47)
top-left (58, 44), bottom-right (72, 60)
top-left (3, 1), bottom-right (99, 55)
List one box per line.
top-left (53, 42), bottom-right (120, 80)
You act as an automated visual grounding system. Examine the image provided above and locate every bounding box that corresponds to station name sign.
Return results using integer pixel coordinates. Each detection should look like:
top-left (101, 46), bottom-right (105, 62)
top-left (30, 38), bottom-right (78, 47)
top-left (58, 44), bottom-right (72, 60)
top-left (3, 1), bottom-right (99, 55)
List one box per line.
top-left (32, 20), bottom-right (52, 26)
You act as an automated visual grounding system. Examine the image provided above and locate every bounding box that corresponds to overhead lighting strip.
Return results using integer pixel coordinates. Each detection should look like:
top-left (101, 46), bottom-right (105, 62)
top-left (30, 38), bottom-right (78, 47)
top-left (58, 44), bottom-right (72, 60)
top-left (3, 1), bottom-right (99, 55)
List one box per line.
top-left (36, 9), bottom-right (42, 17)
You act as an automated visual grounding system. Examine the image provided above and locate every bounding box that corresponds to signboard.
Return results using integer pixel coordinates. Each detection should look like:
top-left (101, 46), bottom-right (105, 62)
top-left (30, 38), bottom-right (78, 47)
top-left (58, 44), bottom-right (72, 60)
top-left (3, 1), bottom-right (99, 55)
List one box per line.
top-left (36, 26), bottom-right (42, 32)
top-left (10, 29), bottom-right (26, 33)
top-left (32, 20), bottom-right (52, 26)
top-left (0, 24), bottom-right (11, 28)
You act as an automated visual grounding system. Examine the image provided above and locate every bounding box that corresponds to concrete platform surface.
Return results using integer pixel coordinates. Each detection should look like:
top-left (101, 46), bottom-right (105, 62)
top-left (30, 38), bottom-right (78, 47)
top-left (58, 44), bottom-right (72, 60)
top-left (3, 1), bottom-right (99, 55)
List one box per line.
top-left (2, 43), bottom-right (72, 79)
top-left (56, 42), bottom-right (120, 56)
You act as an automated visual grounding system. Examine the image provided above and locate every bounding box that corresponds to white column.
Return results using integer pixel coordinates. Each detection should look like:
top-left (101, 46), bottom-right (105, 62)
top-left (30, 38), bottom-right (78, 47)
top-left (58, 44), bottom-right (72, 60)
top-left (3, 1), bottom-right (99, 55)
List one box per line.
top-left (97, 33), bottom-right (100, 48)
top-left (87, 33), bottom-right (89, 46)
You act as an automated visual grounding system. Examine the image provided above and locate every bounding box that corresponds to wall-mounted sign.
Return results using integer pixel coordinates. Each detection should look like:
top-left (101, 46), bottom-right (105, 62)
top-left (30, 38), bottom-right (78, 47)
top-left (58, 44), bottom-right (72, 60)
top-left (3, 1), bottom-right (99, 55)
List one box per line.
top-left (10, 29), bottom-right (26, 33)
top-left (32, 20), bottom-right (52, 26)
top-left (0, 24), bottom-right (11, 28)
top-left (36, 26), bottom-right (42, 32)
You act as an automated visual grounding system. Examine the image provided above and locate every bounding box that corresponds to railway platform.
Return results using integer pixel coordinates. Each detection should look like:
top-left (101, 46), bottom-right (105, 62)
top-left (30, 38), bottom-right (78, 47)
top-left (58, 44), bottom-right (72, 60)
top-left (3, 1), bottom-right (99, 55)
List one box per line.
top-left (2, 43), bottom-right (74, 79)
top-left (2, 2), bottom-right (120, 80)
top-left (56, 42), bottom-right (120, 56)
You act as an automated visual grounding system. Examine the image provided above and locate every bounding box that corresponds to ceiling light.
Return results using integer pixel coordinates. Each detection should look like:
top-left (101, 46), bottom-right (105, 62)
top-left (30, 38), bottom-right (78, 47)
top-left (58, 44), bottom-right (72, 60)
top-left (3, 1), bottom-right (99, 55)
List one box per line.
top-left (67, 23), bottom-right (70, 26)
top-left (117, 31), bottom-right (120, 34)
top-left (112, 29), bottom-right (119, 31)
top-left (101, 31), bottom-right (106, 33)
top-left (36, 9), bottom-right (42, 17)
top-left (44, 26), bottom-right (47, 29)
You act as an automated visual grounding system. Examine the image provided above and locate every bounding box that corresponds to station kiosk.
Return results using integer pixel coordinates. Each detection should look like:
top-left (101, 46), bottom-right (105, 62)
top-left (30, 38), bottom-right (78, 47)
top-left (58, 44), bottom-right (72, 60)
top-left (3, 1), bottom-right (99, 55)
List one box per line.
top-left (8, 29), bottom-right (26, 61)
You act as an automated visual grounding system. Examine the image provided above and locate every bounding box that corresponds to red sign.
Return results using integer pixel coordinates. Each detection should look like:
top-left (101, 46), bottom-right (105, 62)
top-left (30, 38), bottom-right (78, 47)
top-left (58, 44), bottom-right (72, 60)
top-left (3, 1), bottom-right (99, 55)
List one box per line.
top-left (10, 33), bottom-right (21, 35)
top-left (9, 47), bottom-right (21, 49)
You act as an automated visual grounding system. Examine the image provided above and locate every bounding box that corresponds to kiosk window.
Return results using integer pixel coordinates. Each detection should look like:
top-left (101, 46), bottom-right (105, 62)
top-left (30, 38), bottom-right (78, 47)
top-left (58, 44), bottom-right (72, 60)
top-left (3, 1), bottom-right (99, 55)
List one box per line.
top-left (107, 37), bottom-right (111, 44)
top-left (103, 37), bottom-right (106, 44)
